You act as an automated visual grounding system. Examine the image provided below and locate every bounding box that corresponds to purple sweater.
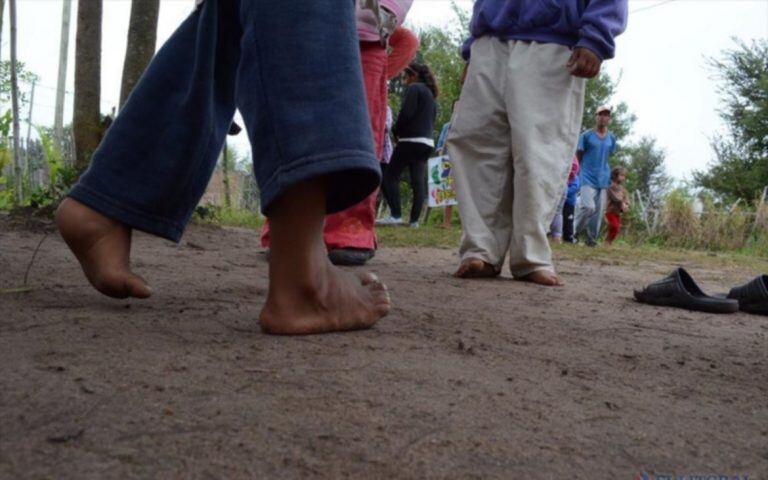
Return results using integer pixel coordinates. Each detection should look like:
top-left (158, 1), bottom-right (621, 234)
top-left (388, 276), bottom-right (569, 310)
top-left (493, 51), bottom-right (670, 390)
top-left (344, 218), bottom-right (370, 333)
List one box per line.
top-left (462, 0), bottom-right (628, 61)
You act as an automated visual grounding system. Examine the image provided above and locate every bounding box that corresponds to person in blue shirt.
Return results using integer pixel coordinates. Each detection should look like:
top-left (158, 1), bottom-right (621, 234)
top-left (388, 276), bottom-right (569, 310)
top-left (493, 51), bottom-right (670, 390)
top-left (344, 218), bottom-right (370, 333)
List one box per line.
top-left (574, 105), bottom-right (618, 246)
top-left (447, 0), bottom-right (628, 286)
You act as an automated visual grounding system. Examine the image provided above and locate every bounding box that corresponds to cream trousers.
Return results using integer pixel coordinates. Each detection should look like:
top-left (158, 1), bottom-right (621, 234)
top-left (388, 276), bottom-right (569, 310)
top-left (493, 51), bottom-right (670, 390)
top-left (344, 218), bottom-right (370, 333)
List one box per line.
top-left (447, 37), bottom-right (585, 277)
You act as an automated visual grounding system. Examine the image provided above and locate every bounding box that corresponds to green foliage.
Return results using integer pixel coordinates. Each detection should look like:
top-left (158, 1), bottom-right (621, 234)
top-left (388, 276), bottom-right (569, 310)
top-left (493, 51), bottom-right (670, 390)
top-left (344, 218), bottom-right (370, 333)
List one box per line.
top-left (0, 60), bottom-right (40, 108)
top-left (694, 38), bottom-right (768, 201)
top-left (615, 136), bottom-right (672, 209)
top-left (193, 204), bottom-right (262, 230)
top-left (392, 1), bottom-right (470, 136)
top-left (27, 127), bottom-right (78, 208)
top-left (0, 110), bottom-right (13, 208)
top-left (582, 71), bottom-right (636, 143)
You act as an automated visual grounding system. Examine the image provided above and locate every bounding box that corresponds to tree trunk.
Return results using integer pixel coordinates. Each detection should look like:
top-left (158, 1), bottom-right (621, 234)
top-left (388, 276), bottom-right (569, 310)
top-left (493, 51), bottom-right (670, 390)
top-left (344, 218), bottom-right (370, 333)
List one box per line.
top-left (73, 0), bottom-right (102, 172)
top-left (119, 0), bottom-right (160, 108)
top-left (222, 142), bottom-right (231, 209)
top-left (9, 0), bottom-right (22, 203)
top-left (54, 0), bottom-right (73, 147)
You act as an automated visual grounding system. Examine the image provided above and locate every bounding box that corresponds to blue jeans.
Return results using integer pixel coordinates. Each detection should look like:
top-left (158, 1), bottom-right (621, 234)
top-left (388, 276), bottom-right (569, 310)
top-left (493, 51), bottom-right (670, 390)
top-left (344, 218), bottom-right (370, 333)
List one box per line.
top-left (574, 185), bottom-right (606, 244)
top-left (69, 0), bottom-right (379, 242)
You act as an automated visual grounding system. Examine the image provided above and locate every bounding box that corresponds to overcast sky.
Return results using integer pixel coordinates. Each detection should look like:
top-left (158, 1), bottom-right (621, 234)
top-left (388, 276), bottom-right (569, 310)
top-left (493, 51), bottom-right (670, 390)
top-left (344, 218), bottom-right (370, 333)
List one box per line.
top-left (3, 0), bottom-right (767, 181)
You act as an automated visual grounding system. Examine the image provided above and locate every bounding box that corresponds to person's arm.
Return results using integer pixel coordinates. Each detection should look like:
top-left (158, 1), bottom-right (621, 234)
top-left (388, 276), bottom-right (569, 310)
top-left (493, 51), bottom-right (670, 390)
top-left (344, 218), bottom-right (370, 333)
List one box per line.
top-left (578, 0), bottom-right (628, 61)
top-left (393, 85), bottom-right (418, 138)
top-left (566, 0), bottom-right (628, 78)
top-left (607, 185), bottom-right (621, 204)
top-left (387, 27), bottom-right (419, 79)
top-left (576, 132), bottom-right (587, 162)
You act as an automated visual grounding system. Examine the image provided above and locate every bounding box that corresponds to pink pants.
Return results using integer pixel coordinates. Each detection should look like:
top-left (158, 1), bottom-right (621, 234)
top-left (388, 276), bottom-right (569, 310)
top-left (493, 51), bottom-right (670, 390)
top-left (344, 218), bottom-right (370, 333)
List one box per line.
top-left (261, 29), bottom-right (419, 250)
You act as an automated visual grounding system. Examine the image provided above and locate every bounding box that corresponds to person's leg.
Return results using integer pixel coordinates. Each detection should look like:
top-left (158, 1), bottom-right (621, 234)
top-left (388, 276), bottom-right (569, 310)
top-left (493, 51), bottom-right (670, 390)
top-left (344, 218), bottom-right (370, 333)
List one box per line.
top-left (57, 0), bottom-right (242, 298)
top-left (407, 145), bottom-right (431, 225)
top-left (442, 205), bottom-right (454, 228)
top-left (260, 178), bottom-right (390, 334)
top-left (323, 43), bottom-right (389, 259)
top-left (586, 188), bottom-right (605, 245)
top-left (549, 190), bottom-right (567, 242)
top-left (562, 202), bottom-right (576, 243)
top-left (447, 37), bottom-right (513, 278)
top-left (605, 211), bottom-right (621, 244)
top-left (381, 143), bottom-right (411, 220)
top-left (505, 41), bottom-right (585, 286)
top-left (235, 0), bottom-right (387, 333)
top-left (574, 185), bottom-right (598, 242)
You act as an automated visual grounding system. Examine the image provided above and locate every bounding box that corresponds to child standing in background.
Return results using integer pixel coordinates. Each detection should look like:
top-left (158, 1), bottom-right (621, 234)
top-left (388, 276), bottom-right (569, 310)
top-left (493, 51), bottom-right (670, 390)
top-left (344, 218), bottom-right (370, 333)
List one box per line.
top-left (549, 156), bottom-right (580, 244)
top-left (562, 157), bottom-right (581, 244)
top-left (605, 166), bottom-right (630, 245)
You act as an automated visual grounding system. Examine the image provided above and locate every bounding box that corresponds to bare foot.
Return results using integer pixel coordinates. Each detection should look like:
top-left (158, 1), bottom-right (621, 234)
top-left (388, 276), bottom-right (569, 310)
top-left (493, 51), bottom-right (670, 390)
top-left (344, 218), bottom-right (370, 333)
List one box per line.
top-left (260, 178), bottom-right (390, 335)
top-left (519, 270), bottom-right (564, 287)
top-left (259, 264), bottom-right (390, 335)
top-left (453, 258), bottom-right (500, 279)
top-left (55, 198), bottom-right (152, 299)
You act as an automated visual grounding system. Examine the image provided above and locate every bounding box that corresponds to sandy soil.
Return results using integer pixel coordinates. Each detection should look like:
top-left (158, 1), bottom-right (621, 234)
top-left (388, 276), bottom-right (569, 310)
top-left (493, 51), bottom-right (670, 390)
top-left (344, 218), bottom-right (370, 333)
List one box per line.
top-left (1, 222), bottom-right (767, 479)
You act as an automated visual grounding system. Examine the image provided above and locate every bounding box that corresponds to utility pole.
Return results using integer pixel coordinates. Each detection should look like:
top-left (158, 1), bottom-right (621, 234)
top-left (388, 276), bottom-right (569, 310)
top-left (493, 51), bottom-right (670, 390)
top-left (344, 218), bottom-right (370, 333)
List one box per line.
top-left (9, 0), bottom-right (22, 204)
top-left (54, 0), bottom-right (73, 147)
top-left (24, 79), bottom-right (36, 187)
top-left (0, 0), bottom-right (5, 63)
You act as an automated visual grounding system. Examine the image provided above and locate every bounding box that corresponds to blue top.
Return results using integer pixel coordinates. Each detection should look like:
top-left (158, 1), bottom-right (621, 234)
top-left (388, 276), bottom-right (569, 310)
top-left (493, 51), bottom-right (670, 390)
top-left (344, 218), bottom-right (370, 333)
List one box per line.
top-left (565, 175), bottom-right (581, 206)
top-left (577, 129), bottom-right (616, 189)
top-left (462, 0), bottom-right (628, 61)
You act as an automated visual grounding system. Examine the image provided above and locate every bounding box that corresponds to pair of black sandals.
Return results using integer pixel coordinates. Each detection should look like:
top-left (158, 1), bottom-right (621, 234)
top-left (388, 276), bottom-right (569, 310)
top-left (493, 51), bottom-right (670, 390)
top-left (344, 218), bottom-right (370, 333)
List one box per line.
top-left (634, 268), bottom-right (768, 315)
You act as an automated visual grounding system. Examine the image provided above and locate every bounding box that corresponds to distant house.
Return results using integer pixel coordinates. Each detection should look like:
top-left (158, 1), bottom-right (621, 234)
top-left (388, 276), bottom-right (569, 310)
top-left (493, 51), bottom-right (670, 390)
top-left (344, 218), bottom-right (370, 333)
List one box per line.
top-left (200, 166), bottom-right (256, 210)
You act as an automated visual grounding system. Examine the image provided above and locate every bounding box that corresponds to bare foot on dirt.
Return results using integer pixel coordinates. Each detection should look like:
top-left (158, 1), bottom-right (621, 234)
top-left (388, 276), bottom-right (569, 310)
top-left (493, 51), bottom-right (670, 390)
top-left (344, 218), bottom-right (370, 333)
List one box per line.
top-left (261, 177), bottom-right (390, 335)
top-left (453, 258), bottom-right (500, 279)
top-left (259, 265), bottom-right (390, 335)
top-left (519, 270), bottom-right (564, 287)
top-left (56, 198), bottom-right (152, 299)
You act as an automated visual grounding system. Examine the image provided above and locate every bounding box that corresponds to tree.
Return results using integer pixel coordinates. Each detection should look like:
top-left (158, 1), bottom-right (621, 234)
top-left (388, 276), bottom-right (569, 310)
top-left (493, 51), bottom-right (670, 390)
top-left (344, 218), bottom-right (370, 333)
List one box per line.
top-left (9, 0), bottom-right (21, 203)
top-left (54, 0), bottom-right (73, 146)
top-left (73, 0), bottom-right (103, 172)
top-left (391, 1), bottom-right (470, 136)
top-left (119, 0), bottom-right (160, 108)
top-left (616, 136), bottom-right (672, 208)
top-left (0, 61), bottom-right (39, 108)
top-left (694, 39), bottom-right (768, 202)
top-left (582, 71), bottom-right (635, 144)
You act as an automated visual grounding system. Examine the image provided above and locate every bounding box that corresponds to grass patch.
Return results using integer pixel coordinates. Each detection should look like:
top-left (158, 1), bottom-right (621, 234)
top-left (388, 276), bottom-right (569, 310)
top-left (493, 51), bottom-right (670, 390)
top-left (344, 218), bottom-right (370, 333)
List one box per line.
top-left (377, 224), bottom-right (768, 271)
top-left (194, 208), bottom-right (768, 272)
top-left (376, 224), bottom-right (461, 248)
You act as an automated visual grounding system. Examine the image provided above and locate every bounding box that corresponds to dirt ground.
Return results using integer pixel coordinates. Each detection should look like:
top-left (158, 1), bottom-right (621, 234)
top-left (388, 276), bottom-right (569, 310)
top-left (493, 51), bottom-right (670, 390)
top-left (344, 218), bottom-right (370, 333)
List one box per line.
top-left (1, 221), bottom-right (767, 479)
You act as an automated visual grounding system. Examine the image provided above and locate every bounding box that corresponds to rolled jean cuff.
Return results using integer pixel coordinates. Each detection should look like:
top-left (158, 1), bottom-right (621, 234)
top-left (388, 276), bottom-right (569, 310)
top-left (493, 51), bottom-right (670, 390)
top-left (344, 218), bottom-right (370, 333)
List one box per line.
top-left (259, 149), bottom-right (381, 216)
top-left (68, 184), bottom-right (185, 243)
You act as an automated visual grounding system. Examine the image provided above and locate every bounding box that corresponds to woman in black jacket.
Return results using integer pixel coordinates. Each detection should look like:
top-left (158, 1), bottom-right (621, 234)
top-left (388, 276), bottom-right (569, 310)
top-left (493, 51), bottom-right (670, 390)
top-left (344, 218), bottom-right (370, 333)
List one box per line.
top-left (379, 63), bottom-right (438, 227)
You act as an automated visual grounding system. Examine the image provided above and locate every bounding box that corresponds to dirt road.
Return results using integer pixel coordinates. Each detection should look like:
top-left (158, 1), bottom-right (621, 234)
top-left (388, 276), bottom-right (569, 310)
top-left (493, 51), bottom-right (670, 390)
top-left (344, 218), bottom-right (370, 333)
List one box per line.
top-left (1, 224), bottom-right (766, 479)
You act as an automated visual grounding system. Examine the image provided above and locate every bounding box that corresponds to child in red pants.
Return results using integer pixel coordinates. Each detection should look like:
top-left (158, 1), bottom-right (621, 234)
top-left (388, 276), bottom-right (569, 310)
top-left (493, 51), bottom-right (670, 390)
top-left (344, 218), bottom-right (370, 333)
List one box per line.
top-left (605, 166), bottom-right (630, 245)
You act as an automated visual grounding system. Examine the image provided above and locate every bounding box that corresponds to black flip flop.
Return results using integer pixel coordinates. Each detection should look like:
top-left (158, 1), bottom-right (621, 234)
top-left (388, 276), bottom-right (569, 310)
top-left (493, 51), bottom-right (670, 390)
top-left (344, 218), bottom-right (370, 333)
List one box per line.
top-left (634, 268), bottom-right (739, 314)
top-left (727, 275), bottom-right (768, 315)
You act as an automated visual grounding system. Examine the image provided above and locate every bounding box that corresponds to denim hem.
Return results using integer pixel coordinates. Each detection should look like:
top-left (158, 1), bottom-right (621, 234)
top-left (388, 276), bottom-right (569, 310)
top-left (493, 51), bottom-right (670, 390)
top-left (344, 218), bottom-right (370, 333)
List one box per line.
top-left (259, 149), bottom-right (380, 215)
top-left (68, 184), bottom-right (185, 243)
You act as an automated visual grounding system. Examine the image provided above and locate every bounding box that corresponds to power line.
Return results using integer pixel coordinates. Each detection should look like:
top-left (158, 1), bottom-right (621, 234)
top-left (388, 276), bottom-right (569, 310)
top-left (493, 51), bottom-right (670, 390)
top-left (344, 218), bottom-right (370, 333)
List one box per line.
top-left (630, 0), bottom-right (678, 15)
